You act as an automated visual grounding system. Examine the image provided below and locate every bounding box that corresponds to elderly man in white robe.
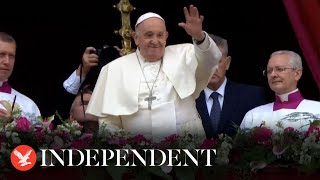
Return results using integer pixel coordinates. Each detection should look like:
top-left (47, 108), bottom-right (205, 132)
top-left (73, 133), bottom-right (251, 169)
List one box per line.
top-left (0, 32), bottom-right (41, 124)
top-left (240, 50), bottom-right (320, 132)
top-left (86, 5), bottom-right (222, 142)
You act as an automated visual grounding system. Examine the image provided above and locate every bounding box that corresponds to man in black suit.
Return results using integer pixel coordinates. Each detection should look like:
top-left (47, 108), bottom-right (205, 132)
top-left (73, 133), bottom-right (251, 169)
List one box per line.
top-left (196, 34), bottom-right (267, 138)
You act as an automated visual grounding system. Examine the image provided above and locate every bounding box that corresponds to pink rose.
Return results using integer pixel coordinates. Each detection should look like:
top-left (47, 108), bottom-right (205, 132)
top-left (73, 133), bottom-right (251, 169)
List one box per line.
top-left (284, 127), bottom-right (295, 134)
top-left (253, 127), bottom-right (272, 144)
top-left (129, 134), bottom-right (148, 143)
top-left (155, 134), bottom-right (178, 149)
top-left (15, 117), bottom-right (32, 132)
top-left (109, 137), bottom-right (128, 146)
top-left (283, 127), bottom-right (298, 144)
top-left (35, 130), bottom-right (46, 144)
top-left (200, 138), bottom-right (218, 149)
top-left (305, 125), bottom-right (320, 141)
top-left (70, 134), bottom-right (93, 150)
top-left (161, 134), bottom-right (178, 143)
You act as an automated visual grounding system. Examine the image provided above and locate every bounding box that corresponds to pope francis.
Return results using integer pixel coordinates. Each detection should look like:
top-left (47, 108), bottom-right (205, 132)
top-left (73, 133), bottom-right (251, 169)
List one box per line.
top-left (86, 5), bottom-right (222, 142)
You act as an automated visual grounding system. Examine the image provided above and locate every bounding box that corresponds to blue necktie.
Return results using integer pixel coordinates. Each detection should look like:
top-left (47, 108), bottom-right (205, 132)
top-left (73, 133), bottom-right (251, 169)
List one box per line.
top-left (210, 92), bottom-right (221, 136)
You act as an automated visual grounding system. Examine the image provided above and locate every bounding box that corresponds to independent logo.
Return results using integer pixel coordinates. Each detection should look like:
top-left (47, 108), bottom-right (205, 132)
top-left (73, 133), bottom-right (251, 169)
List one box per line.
top-left (10, 145), bottom-right (36, 171)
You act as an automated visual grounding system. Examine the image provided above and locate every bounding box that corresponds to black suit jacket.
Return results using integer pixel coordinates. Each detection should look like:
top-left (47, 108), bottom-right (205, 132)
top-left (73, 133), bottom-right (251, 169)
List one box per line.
top-left (196, 80), bottom-right (267, 138)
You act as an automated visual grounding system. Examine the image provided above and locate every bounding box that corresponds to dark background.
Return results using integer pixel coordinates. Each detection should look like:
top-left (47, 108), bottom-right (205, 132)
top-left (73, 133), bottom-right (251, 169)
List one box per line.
top-left (2, 0), bottom-right (319, 117)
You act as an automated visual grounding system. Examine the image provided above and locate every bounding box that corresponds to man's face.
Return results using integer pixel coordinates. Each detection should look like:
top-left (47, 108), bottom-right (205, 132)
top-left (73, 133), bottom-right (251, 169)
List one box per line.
top-left (0, 41), bottom-right (16, 81)
top-left (266, 54), bottom-right (302, 95)
top-left (208, 47), bottom-right (231, 90)
top-left (70, 93), bottom-right (98, 122)
top-left (132, 18), bottom-right (168, 61)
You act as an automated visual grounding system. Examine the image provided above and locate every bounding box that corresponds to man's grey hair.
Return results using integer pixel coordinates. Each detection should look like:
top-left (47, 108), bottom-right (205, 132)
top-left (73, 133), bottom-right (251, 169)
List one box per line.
top-left (207, 33), bottom-right (228, 56)
top-left (0, 32), bottom-right (16, 44)
top-left (270, 50), bottom-right (303, 70)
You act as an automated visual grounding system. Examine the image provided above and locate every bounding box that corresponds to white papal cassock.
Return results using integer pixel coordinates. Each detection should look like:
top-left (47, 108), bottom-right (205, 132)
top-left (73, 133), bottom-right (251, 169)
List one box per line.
top-left (240, 89), bottom-right (320, 132)
top-left (86, 32), bottom-right (221, 141)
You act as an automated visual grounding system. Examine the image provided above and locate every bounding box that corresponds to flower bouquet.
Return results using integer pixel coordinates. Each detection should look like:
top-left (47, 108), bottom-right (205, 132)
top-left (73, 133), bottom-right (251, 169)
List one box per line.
top-left (88, 124), bottom-right (233, 180)
top-left (231, 112), bottom-right (320, 178)
top-left (0, 100), bottom-right (86, 175)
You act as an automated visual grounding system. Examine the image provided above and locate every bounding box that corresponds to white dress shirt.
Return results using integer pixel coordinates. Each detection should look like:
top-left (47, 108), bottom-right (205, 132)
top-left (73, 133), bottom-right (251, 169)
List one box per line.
top-left (203, 78), bottom-right (227, 115)
top-left (63, 70), bottom-right (85, 95)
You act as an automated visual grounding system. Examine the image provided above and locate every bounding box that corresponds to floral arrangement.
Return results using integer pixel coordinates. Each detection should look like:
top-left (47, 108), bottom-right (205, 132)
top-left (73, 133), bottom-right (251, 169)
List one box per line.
top-left (0, 100), bottom-right (232, 179)
top-left (231, 112), bottom-right (320, 177)
top-left (1, 101), bottom-right (320, 179)
top-left (0, 100), bottom-right (84, 172)
top-left (85, 124), bottom-right (233, 180)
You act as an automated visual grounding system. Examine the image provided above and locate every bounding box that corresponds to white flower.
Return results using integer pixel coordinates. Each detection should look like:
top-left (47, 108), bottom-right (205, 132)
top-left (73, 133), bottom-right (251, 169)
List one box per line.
top-left (5, 131), bottom-right (11, 138)
top-left (299, 153), bottom-right (312, 165)
top-left (74, 130), bottom-right (81, 136)
top-left (122, 144), bottom-right (132, 149)
top-left (12, 132), bottom-right (18, 137)
top-left (12, 136), bottom-right (21, 144)
top-left (5, 121), bottom-right (16, 131)
top-left (250, 161), bottom-right (267, 172)
top-left (0, 126), bottom-right (4, 133)
top-left (272, 145), bottom-right (288, 156)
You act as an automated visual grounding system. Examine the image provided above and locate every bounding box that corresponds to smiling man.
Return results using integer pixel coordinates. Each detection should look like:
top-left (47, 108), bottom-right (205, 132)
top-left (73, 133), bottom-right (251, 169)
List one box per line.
top-left (86, 5), bottom-right (222, 142)
top-left (240, 50), bottom-right (320, 131)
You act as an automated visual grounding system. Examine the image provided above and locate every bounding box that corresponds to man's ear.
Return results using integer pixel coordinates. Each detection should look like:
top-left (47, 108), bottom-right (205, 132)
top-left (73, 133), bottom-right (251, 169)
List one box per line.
top-left (225, 56), bottom-right (232, 70)
top-left (69, 114), bottom-right (75, 122)
top-left (131, 31), bottom-right (138, 46)
top-left (294, 68), bottom-right (303, 81)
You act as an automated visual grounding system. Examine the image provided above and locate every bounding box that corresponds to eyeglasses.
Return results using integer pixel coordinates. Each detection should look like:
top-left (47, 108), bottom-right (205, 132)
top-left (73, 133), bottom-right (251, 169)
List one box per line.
top-left (263, 67), bottom-right (296, 76)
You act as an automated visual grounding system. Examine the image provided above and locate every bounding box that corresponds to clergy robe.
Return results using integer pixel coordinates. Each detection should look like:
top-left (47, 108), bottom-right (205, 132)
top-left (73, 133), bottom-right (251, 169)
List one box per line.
top-left (86, 32), bottom-right (222, 141)
top-left (240, 97), bottom-right (320, 132)
top-left (0, 89), bottom-right (41, 124)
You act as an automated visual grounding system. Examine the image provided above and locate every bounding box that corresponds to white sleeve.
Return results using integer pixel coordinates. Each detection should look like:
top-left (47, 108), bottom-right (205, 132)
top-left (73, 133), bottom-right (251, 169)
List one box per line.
top-left (240, 111), bottom-right (253, 129)
top-left (63, 70), bottom-right (84, 95)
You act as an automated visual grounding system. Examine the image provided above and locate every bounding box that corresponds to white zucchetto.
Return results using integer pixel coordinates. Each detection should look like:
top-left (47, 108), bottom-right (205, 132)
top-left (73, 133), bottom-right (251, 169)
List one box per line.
top-left (135, 12), bottom-right (165, 29)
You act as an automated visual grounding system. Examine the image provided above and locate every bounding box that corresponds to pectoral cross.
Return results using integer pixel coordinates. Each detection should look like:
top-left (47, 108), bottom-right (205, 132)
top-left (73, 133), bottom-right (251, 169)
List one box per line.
top-left (145, 93), bottom-right (156, 110)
